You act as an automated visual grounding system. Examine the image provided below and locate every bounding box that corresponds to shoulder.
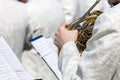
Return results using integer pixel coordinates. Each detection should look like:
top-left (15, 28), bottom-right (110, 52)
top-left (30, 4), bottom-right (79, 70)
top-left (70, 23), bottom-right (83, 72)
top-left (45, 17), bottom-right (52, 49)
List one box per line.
top-left (94, 3), bottom-right (120, 28)
top-left (102, 3), bottom-right (120, 21)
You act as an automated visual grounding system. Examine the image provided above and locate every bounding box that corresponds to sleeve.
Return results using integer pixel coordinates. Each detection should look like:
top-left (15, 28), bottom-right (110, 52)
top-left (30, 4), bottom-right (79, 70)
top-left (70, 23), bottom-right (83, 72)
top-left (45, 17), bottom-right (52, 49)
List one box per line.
top-left (58, 12), bottom-right (120, 80)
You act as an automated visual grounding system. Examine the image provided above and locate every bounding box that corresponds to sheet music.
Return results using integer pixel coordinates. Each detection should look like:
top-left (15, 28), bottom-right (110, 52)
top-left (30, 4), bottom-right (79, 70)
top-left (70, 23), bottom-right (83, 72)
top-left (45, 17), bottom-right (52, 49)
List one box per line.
top-left (0, 54), bottom-right (19, 80)
top-left (46, 38), bottom-right (58, 52)
top-left (0, 36), bottom-right (34, 80)
top-left (30, 36), bottom-right (62, 80)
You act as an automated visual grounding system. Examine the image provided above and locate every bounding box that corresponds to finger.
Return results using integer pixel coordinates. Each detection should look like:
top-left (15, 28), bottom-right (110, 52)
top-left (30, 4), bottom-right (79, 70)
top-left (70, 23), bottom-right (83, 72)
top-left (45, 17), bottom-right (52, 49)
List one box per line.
top-left (54, 38), bottom-right (59, 48)
top-left (55, 31), bottom-right (59, 37)
top-left (58, 23), bottom-right (68, 34)
top-left (74, 29), bottom-right (78, 33)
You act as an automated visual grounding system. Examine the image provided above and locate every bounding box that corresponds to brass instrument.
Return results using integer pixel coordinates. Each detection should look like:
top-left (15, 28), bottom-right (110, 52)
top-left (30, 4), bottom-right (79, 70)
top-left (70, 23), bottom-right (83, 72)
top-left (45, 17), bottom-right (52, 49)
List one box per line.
top-left (67, 0), bottom-right (103, 56)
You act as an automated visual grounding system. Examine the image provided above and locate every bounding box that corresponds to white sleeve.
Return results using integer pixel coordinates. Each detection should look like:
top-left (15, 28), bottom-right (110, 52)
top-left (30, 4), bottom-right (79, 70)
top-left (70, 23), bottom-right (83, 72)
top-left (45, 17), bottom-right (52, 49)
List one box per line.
top-left (59, 41), bottom-right (81, 80)
top-left (58, 12), bottom-right (120, 80)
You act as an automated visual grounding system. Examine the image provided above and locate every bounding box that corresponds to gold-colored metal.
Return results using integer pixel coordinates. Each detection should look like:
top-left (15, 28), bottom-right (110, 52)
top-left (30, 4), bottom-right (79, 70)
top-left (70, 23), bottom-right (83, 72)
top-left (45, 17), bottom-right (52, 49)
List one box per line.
top-left (67, 0), bottom-right (103, 55)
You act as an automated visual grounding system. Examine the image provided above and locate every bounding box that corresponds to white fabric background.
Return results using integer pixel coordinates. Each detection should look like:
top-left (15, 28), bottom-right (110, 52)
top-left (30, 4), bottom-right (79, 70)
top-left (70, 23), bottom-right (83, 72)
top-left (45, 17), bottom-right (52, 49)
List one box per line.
top-left (0, 0), bottom-right (28, 60)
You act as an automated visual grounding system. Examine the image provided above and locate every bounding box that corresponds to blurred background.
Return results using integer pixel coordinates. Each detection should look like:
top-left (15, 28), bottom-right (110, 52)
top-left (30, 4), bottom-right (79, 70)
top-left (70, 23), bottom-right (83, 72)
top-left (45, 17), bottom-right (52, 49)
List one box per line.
top-left (0, 0), bottom-right (110, 79)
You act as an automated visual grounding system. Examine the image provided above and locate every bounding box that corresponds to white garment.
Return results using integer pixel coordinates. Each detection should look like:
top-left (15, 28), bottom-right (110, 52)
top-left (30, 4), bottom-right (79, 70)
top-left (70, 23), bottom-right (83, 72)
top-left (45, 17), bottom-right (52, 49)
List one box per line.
top-left (61, 0), bottom-right (80, 23)
top-left (26, 0), bottom-right (65, 38)
top-left (22, 0), bottom-right (65, 79)
top-left (101, 0), bottom-right (111, 11)
top-left (0, 0), bottom-right (28, 60)
top-left (59, 3), bottom-right (120, 80)
top-left (22, 49), bottom-right (57, 80)
top-left (79, 0), bottom-right (110, 17)
top-left (79, 0), bottom-right (101, 17)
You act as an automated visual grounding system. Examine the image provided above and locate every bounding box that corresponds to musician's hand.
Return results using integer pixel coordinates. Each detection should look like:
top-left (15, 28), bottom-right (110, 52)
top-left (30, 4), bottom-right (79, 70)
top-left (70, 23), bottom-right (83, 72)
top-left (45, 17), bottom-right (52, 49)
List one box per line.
top-left (54, 23), bottom-right (78, 49)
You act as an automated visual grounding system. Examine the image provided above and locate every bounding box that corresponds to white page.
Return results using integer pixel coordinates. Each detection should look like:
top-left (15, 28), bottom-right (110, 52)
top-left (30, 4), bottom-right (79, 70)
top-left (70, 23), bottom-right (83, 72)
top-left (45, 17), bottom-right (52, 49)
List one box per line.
top-left (30, 36), bottom-right (62, 80)
top-left (0, 54), bottom-right (19, 80)
top-left (46, 38), bottom-right (58, 52)
top-left (0, 36), bottom-right (34, 80)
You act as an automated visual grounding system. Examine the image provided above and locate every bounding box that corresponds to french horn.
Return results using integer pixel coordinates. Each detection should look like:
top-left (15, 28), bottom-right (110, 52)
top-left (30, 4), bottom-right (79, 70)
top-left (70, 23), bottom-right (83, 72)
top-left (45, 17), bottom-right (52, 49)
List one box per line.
top-left (67, 0), bottom-right (103, 56)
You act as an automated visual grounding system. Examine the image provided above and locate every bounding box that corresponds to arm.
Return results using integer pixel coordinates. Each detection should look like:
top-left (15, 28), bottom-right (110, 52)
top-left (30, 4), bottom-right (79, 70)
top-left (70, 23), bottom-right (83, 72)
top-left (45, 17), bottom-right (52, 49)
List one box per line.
top-left (54, 11), bottom-right (120, 80)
